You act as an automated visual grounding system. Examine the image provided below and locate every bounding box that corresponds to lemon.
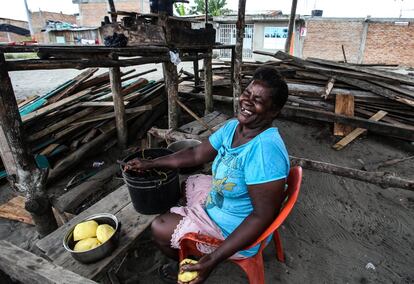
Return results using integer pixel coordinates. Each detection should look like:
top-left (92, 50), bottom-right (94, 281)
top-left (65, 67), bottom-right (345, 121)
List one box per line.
top-left (73, 220), bottom-right (98, 241)
top-left (73, 237), bottom-right (101, 252)
top-left (178, 258), bottom-right (198, 283)
top-left (96, 224), bottom-right (115, 243)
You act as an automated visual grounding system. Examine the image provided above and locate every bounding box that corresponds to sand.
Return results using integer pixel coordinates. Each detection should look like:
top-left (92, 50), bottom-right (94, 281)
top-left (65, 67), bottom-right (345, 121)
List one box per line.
top-left (0, 69), bottom-right (413, 283)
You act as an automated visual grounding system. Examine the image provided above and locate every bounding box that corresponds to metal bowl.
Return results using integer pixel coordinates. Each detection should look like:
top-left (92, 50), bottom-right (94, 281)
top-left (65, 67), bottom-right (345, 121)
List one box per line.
top-left (167, 139), bottom-right (202, 174)
top-left (167, 139), bottom-right (202, 152)
top-left (63, 213), bottom-right (120, 264)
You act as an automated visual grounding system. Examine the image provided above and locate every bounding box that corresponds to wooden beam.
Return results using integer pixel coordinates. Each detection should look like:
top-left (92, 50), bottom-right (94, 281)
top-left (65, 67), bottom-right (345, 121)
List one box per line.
top-left (173, 97), bottom-right (213, 133)
top-left (233, 0), bottom-right (246, 114)
top-left (163, 61), bottom-right (179, 129)
top-left (109, 64), bottom-right (127, 149)
top-left (108, 0), bottom-right (117, 23)
top-left (204, 48), bottom-right (213, 113)
top-left (0, 53), bottom-right (57, 237)
top-left (285, 0), bottom-right (298, 53)
top-left (290, 156), bottom-right (414, 191)
top-left (333, 110), bottom-right (388, 150)
top-left (334, 94), bottom-right (355, 136)
top-left (0, 240), bottom-right (97, 284)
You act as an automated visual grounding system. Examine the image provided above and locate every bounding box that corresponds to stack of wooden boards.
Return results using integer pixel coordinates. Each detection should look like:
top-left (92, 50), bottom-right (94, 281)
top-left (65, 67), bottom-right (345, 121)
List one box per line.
top-left (0, 68), bottom-right (167, 181)
top-left (183, 51), bottom-right (414, 148)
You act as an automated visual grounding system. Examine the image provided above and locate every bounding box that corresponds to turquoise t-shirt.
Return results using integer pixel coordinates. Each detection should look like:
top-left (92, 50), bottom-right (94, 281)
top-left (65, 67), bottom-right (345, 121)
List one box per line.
top-left (206, 119), bottom-right (290, 257)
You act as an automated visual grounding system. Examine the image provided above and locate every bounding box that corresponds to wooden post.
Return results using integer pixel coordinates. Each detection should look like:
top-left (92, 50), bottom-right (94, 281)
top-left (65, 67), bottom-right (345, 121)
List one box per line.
top-left (285, 0), bottom-right (298, 53)
top-left (109, 62), bottom-right (127, 148)
top-left (193, 53), bottom-right (200, 88)
top-left (204, 48), bottom-right (213, 114)
top-left (163, 61), bottom-right (179, 129)
top-left (230, 46), bottom-right (235, 97)
top-left (0, 53), bottom-right (57, 237)
top-left (205, 0), bottom-right (208, 23)
top-left (107, 0), bottom-right (117, 23)
top-left (234, 0), bottom-right (246, 114)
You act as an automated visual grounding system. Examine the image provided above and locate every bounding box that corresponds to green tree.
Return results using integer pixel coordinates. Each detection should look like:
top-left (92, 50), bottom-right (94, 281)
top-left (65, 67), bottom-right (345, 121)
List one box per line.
top-left (190, 0), bottom-right (231, 16)
top-left (174, 3), bottom-right (187, 16)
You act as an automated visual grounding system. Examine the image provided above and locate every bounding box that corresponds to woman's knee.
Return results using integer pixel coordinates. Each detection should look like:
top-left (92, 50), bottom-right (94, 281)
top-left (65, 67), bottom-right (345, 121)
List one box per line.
top-left (151, 213), bottom-right (182, 243)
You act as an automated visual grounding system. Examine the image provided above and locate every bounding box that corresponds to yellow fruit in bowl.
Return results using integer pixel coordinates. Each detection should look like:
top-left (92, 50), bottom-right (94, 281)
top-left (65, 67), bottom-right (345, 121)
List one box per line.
top-left (73, 237), bottom-right (101, 252)
top-left (178, 258), bottom-right (198, 283)
top-left (73, 220), bottom-right (99, 241)
top-left (96, 224), bottom-right (115, 243)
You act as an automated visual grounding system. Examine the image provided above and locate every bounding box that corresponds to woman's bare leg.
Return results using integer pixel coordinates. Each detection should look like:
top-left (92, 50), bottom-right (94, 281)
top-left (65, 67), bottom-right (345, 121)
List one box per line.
top-left (151, 212), bottom-right (183, 260)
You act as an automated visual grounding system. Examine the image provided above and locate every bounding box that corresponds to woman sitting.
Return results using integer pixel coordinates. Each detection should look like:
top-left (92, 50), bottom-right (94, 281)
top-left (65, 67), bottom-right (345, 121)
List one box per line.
top-left (126, 66), bottom-right (290, 283)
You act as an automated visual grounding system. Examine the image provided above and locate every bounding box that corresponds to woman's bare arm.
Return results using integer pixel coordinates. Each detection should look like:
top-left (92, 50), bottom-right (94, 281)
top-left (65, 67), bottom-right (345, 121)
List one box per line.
top-left (126, 140), bottom-right (217, 171)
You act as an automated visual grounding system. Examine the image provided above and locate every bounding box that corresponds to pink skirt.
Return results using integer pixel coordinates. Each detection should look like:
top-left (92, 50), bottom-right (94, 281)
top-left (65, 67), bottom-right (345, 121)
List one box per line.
top-left (170, 174), bottom-right (244, 259)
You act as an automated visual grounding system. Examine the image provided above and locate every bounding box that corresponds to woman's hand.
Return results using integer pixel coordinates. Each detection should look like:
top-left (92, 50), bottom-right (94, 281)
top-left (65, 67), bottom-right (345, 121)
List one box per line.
top-left (124, 158), bottom-right (154, 172)
top-left (178, 254), bottom-right (219, 284)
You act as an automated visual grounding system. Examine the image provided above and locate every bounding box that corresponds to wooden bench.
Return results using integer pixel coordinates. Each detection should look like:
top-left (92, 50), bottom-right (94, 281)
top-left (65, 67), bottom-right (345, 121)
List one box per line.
top-left (36, 184), bottom-right (157, 281)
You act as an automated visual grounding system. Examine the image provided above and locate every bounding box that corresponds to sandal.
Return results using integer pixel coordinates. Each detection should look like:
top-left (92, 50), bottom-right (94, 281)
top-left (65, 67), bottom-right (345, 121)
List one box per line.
top-left (158, 262), bottom-right (179, 284)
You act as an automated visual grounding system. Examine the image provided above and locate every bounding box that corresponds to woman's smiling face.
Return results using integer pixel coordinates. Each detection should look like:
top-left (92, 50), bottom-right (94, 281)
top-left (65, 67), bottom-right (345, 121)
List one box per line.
top-left (237, 80), bottom-right (277, 128)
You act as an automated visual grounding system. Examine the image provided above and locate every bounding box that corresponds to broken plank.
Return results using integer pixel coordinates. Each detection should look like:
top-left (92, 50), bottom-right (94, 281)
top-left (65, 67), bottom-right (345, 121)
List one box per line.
top-left (334, 94), bottom-right (355, 136)
top-left (0, 240), bottom-right (97, 284)
top-left (322, 77), bottom-right (335, 99)
top-left (333, 110), bottom-right (388, 150)
top-left (0, 196), bottom-right (33, 225)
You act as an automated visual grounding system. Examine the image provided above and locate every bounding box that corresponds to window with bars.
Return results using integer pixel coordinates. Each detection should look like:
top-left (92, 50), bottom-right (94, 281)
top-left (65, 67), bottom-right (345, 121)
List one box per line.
top-left (217, 24), bottom-right (254, 59)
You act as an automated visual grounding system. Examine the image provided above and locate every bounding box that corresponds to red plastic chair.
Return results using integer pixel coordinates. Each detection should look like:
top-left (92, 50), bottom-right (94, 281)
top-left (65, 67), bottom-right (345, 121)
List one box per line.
top-left (178, 166), bottom-right (303, 284)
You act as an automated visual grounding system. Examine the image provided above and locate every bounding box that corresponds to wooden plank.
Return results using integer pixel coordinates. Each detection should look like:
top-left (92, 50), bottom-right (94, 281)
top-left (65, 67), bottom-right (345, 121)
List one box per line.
top-left (70, 105), bottom-right (152, 126)
top-left (179, 111), bottom-right (229, 135)
top-left (79, 101), bottom-right (130, 107)
top-left (333, 110), bottom-right (388, 150)
top-left (0, 240), bottom-right (97, 284)
top-left (18, 95), bottom-right (38, 108)
top-left (37, 185), bottom-right (157, 280)
top-left (174, 97), bottom-right (213, 133)
top-left (0, 196), bottom-right (33, 225)
top-left (39, 143), bottom-right (60, 156)
top-left (28, 108), bottom-right (95, 141)
top-left (22, 89), bottom-right (91, 123)
top-left (334, 94), bottom-right (355, 136)
top-left (48, 68), bottom-right (98, 103)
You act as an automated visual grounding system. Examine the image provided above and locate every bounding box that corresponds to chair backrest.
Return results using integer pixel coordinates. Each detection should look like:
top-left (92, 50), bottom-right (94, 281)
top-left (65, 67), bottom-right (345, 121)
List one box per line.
top-left (246, 166), bottom-right (302, 249)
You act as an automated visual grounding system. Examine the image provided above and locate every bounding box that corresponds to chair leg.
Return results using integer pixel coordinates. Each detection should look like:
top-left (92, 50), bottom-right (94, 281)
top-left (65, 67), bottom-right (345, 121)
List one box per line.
top-left (233, 254), bottom-right (265, 284)
top-left (273, 230), bottom-right (285, 263)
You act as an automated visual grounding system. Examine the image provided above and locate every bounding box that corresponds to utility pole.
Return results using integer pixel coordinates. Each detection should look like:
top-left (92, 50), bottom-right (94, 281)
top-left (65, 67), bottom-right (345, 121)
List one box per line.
top-left (285, 0), bottom-right (298, 54)
top-left (23, 0), bottom-right (34, 38)
top-left (233, 0), bottom-right (246, 114)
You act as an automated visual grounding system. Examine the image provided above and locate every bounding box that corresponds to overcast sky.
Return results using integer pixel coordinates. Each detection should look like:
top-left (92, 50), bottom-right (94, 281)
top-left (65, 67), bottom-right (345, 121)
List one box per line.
top-left (1, 0), bottom-right (413, 21)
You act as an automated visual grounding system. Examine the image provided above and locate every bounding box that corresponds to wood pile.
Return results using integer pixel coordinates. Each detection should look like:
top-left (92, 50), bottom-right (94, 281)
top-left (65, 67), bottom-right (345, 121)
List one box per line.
top-left (0, 68), bottom-right (167, 181)
top-left (182, 51), bottom-right (414, 146)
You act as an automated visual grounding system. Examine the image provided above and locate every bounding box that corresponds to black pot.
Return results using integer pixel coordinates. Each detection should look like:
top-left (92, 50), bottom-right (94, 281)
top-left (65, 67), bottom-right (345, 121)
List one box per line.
top-left (121, 149), bottom-right (180, 214)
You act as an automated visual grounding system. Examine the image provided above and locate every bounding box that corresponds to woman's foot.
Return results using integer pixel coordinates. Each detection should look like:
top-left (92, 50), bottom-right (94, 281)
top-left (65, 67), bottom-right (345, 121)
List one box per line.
top-left (158, 262), bottom-right (179, 284)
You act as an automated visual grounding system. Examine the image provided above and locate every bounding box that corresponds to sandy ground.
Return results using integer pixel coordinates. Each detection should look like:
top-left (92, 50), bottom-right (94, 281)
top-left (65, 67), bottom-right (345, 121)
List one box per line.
top-left (1, 68), bottom-right (414, 283)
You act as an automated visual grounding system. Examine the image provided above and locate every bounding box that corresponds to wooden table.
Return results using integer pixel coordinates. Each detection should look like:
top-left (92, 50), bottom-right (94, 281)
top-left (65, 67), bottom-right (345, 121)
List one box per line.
top-left (36, 185), bottom-right (157, 280)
